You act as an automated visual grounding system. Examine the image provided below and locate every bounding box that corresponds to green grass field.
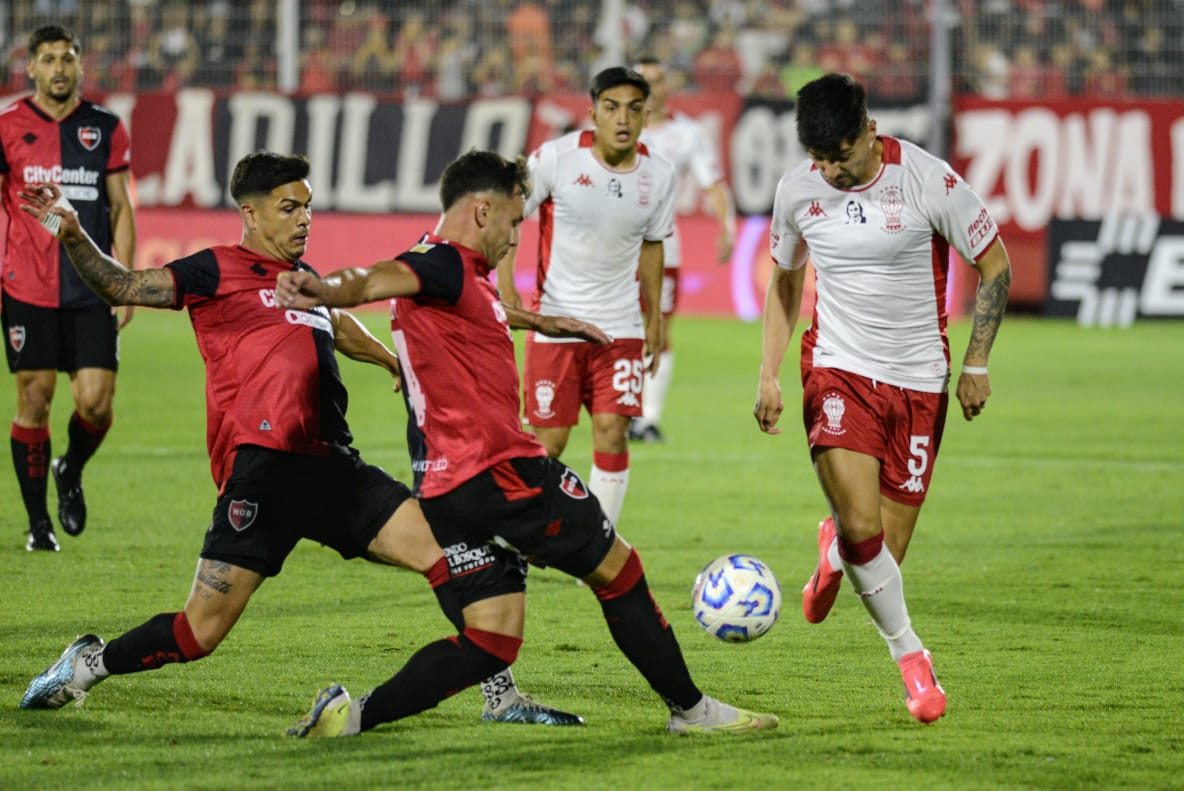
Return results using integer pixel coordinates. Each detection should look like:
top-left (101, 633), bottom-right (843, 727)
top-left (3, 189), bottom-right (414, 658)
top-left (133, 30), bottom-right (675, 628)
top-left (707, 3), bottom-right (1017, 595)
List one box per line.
top-left (1, 311), bottom-right (1182, 790)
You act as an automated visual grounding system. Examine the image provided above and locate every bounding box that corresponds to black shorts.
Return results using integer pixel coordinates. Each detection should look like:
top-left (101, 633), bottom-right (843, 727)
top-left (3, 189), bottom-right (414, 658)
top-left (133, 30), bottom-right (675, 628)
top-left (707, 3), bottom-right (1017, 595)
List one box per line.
top-left (2, 292), bottom-right (119, 373)
top-left (201, 445), bottom-right (413, 577)
top-left (421, 456), bottom-right (617, 592)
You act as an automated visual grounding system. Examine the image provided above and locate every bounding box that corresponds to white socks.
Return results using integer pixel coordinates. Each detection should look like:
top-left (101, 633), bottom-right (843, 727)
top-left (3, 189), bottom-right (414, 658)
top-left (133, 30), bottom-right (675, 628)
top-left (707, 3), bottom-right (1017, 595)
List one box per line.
top-left (480, 667), bottom-right (520, 713)
top-left (841, 543), bottom-right (924, 661)
top-left (640, 351), bottom-right (674, 428)
top-left (589, 464), bottom-right (629, 526)
top-left (73, 644), bottom-right (110, 689)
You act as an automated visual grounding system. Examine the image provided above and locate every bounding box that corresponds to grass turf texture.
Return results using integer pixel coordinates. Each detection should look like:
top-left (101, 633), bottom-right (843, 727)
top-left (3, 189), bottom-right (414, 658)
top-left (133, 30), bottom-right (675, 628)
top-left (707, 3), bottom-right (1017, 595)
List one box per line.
top-left (2, 311), bottom-right (1181, 790)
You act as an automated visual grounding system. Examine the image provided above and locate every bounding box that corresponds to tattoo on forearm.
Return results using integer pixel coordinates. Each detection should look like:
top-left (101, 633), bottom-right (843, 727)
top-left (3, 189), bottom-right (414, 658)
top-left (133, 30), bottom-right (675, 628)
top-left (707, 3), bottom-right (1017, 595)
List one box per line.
top-left (64, 238), bottom-right (174, 307)
top-left (967, 268), bottom-right (1011, 361)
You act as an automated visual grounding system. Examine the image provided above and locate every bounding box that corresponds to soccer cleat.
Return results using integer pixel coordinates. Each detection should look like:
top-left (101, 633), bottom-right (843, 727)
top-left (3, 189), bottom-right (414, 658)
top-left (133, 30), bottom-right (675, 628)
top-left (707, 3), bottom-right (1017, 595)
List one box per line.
top-left (21, 634), bottom-right (104, 709)
top-left (898, 649), bottom-right (947, 724)
top-left (52, 457), bottom-right (87, 537)
top-left (481, 692), bottom-right (585, 726)
top-left (25, 517), bottom-right (60, 552)
top-left (802, 517), bottom-right (843, 623)
top-left (627, 420), bottom-right (664, 443)
top-left (288, 685), bottom-right (353, 737)
top-left (666, 695), bottom-right (779, 734)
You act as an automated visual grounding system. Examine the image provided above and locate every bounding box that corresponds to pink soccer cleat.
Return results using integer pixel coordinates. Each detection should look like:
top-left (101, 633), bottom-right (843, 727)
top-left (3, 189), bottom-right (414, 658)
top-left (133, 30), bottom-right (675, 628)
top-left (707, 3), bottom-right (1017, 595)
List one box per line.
top-left (898, 649), bottom-right (947, 724)
top-left (802, 517), bottom-right (843, 623)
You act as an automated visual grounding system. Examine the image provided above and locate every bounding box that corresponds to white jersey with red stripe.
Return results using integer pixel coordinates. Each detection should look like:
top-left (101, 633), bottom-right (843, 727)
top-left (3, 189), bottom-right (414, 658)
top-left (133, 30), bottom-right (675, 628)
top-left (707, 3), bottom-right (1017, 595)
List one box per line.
top-left (639, 112), bottom-right (723, 268)
top-left (524, 129), bottom-right (676, 342)
top-left (770, 136), bottom-right (1000, 393)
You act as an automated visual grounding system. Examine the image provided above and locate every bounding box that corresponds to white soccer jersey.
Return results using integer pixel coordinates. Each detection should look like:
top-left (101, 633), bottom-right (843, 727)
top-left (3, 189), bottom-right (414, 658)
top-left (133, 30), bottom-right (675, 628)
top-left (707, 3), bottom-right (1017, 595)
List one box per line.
top-left (640, 113), bottom-right (723, 267)
top-left (525, 129), bottom-right (677, 341)
top-left (770, 136), bottom-right (1000, 392)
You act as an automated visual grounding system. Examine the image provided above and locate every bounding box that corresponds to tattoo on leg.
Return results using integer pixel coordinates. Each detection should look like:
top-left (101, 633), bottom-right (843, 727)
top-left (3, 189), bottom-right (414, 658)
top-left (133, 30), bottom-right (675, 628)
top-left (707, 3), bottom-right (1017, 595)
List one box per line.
top-left (195, 560), bottom-right (233, 596)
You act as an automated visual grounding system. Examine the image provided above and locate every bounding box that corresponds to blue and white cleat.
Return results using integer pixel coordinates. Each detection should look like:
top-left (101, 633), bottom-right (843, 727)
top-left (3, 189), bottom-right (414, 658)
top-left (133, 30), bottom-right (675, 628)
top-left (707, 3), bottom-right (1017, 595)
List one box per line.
top-left (482, 692), bottom-right (585, 725)
top-left (21, 634), bottom-right (104, 709)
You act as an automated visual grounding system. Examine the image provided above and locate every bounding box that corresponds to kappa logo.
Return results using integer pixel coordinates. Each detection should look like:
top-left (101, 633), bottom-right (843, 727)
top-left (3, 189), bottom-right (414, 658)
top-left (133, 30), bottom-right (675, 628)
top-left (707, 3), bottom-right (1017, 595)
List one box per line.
top-left (898, 476), bottom-right (926, 493)
top-left (228, 499), bottom-right (259, 532)
top-left (806, 201), bottom-right (827, 218)
top-left (574, 173), bottom-right (593, 187)
top-left (77, 126), bottom-right (101, 151)
top-left (8, 325), bottom-right (26, 352)
top-left (559, 468), bottom-right (589, 499)
top-left (943, 172), bottom-right (958, 195)
top-left (616, 391), bottom-right (640, 407)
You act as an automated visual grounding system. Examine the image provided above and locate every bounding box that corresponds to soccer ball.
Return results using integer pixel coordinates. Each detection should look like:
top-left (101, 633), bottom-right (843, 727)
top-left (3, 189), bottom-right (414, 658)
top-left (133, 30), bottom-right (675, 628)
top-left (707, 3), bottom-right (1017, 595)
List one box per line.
top-left (691, 554), bottom-right (782, 642)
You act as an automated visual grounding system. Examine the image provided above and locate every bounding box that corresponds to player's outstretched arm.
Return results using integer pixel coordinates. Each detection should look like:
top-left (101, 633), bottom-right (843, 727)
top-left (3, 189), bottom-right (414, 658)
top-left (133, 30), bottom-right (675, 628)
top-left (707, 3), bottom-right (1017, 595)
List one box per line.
top-left (956, 238), bottom-right (1011, 422)
top-left (503, 304), bottom-right (611, 344)
top-left (330, 309), bottom-right (402, 391)
top-left (19, 183), bottom-right (173, 308)
top-left (755, 253), bottom-right (807, 435)
top-left (277, 260), bottom-right (421, 310)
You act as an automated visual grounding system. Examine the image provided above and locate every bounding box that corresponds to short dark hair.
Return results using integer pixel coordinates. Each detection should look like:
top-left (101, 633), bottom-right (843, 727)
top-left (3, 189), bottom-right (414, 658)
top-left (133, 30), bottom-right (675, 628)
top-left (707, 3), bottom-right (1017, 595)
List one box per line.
top-left (795, 73), bottom-right (869, 156)
top-left (588, 66), bottom-right (650, 102)
top-left (230, 152), bottom-right (311, 202)
top-left (439, 150), bottom-right (530, 211)
top-left (29, 25), bottom-right (80, 58)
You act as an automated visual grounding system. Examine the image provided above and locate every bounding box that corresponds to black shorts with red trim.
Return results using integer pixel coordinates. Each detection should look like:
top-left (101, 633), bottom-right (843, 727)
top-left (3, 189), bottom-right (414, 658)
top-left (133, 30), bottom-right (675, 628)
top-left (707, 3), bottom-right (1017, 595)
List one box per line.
top-left (2, 291), bottom-right (118, 373)
top-left (201, 445), bottom-right (412, 577)
top-left (421, 455), bottom-right (617, 582)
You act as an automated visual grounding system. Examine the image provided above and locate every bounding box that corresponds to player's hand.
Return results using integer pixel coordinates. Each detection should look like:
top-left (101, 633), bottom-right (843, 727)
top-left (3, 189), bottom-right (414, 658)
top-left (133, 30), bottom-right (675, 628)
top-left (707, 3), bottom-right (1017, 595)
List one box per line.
top-left (275, 270), bottom-right (323, 309)
top-left (536, 315), bottom-right (611, 344)
top-left (18, 183), bottom-right (83, 240)
top-left (716, 229), bottom-right (735, 262)
top-left (956, 370), bottom-right (991, 421)
top-left (754, 381), bottom-right (784, 434)
top-left (389, 358), bottom-right (403, 394)
top-left (644, 323), bottom-right (662, 375)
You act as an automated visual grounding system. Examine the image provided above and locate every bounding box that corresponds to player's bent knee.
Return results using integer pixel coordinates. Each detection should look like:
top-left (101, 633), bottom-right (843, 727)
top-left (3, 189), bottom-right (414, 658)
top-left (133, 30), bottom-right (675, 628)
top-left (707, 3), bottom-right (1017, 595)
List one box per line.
top-left (463, 627), bottom-right (522, 667)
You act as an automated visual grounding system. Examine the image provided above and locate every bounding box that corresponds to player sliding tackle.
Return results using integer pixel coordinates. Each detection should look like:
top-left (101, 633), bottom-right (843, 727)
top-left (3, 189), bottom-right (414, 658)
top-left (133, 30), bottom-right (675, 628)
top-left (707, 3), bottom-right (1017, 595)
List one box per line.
top-left (274, 149), bottom-right (779, 736)
top-left (15, 153), bottom-right (584, 729)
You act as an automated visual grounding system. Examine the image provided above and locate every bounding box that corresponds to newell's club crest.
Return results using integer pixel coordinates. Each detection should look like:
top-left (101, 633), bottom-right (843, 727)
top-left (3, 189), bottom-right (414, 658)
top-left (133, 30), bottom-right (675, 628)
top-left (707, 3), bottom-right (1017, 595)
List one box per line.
top-left (559, 468), bottom-right (589, 499)
top-left (77, 126), bottom-right (102, 151)
top-left (228, 499), bottom-right (259, 532)
top-left (9, 325), bottom-right (26, 352)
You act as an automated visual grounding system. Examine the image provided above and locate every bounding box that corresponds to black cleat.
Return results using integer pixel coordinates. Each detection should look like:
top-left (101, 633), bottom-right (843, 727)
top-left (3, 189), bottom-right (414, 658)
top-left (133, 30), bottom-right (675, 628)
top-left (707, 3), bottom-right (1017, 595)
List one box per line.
top-left (628, 420), bottom-right (665, 443)
top-left (26, 517), bottom-right (60, 552)
top-left (51, 457), bottom-right (87, 537)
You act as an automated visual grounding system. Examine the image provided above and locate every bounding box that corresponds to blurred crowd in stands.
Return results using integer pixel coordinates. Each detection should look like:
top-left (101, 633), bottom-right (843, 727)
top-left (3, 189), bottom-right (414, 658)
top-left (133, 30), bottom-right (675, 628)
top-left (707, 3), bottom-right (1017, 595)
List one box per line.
top-left (3, 0), bottom-right (1182, 100)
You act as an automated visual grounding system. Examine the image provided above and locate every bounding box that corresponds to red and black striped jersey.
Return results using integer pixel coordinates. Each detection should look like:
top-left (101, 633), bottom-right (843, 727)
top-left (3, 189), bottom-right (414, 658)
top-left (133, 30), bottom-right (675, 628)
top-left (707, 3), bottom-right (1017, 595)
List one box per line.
top-left (165, 245), bottom-right (352, 490)
top-left (389, 234), bottom-right (546, 497)
top-left (0, 97), bottom-right (131, 308)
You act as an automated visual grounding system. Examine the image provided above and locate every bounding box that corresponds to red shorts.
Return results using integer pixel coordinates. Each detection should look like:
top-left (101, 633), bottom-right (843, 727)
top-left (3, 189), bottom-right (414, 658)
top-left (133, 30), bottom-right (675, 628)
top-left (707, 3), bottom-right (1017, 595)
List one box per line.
top-left (523, 337), bottom-right (644, 426)
top-left (801, 367), bottom-right (948, 507)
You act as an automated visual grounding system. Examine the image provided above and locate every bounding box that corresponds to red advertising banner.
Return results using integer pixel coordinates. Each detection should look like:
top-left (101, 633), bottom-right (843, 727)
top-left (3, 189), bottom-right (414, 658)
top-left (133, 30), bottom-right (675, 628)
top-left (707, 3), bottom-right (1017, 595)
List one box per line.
top-left (951, 97), bottom-right (1184, 306)
top-left (129, 208), bottom-right (754, 317)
